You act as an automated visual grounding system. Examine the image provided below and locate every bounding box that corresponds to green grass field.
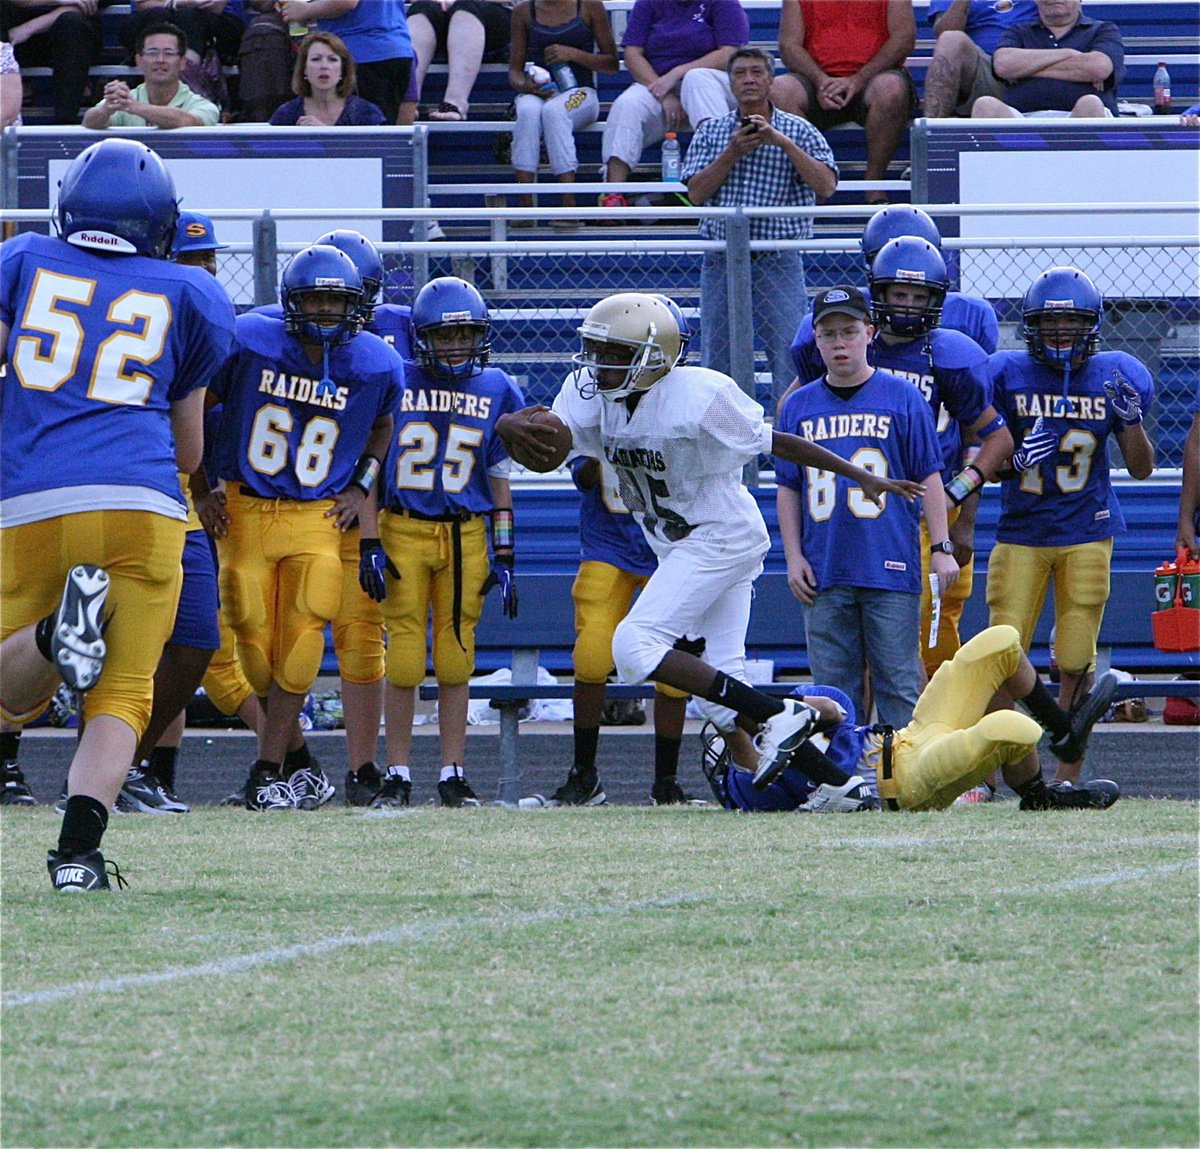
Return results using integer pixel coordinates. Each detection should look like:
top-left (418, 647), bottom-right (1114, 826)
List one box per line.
top-left (2, 801), bottom-right (1197, 1148)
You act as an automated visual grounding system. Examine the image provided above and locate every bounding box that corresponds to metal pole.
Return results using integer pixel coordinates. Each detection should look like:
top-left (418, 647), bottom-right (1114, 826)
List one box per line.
top-left (252, 210), bottom-right (278, 306)
top-left (494, 646), bottom-right (539, 806)
top-left (725, 209), bottom-right (759, 484)
top-left (1, 127), bottom-right (18, 213)
top-left (412, 124), bottom-right (430, 291)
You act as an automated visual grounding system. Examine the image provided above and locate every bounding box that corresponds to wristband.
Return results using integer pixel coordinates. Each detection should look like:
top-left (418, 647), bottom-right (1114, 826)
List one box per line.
top-left (945, 462), bottom-right (986, 507)
top-left (491, 507), bottom-right (514, 552)
top-left (349, 454), bottom-right (381, 496)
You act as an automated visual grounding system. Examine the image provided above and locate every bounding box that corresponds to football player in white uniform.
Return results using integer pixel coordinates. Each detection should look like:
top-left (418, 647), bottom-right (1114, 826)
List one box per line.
top-left (498, 292), bottom-right (925, 781)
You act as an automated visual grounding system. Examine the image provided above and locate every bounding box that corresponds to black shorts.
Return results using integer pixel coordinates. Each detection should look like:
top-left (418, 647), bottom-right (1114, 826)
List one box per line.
top-left (793, 67), bottom-right (917, 130)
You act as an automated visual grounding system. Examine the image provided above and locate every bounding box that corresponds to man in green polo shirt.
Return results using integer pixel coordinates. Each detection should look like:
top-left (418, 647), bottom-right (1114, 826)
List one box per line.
top-left (83, 20), bottom-right (219, 130)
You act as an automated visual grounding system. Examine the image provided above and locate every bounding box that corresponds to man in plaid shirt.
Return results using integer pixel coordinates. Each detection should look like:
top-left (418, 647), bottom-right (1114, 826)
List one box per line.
top-left (682, 47), bottom-right (837, 402)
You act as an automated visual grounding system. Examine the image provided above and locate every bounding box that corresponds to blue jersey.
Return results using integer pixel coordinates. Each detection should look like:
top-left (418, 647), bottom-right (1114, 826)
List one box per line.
top-left (870, 328), bottom-right (991, 483)
top-left (211, 312), bottom-right (404, 499)
top-left (988, 349), bottom-right (1154, 545)
top-left (382, 362), bottom-right (524, 516)
top-left (255, 301), bottom-right (412, 360)
top-left (790, 289), bottom-right (999, 384)
top-left (0, 233), bottom-right (235, 526)
top-left (776, 371), bottom-right (943, 594)
top-left (571, 456), bottom-right (657, 576)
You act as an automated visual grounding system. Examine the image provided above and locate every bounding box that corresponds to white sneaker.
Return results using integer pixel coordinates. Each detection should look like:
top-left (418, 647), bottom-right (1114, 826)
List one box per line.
top-left (799, 776), bottom-right (879, 813)
top-left (752, 700), bottom-right (819, 789)
top-left (953, 783), bottom-right (995, 806)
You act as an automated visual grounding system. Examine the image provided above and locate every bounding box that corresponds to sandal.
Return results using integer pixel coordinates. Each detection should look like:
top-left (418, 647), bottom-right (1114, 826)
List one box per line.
top-left (429, 101), bottom-right (467, 121)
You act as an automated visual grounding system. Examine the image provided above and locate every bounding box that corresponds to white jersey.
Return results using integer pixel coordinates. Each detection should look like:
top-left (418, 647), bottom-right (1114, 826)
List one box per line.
top-left (553, 366), bottom-right (772, 561)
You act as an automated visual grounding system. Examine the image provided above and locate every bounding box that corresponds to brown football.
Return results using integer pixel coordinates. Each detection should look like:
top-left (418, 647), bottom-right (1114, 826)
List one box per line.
top-left (511, 409), bottom-right (572, 473)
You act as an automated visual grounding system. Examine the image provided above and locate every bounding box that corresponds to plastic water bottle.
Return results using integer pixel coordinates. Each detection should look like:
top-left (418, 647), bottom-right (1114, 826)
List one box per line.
top-left (550, 62), bottom-right (578, 93)
top-left (1153, 63), bottom-right (1171, 113)
top-left (525, 63), bottom-right (553, 94)
top-left (661, 132), bottom-right (681, 182)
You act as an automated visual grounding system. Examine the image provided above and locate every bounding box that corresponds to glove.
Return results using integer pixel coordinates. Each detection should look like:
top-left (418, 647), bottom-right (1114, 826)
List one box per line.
top-left (358, 537), bottom-right (399, 603)
top-left (481, 554), bottom-right (518, 619)
top-left (1104, 371), bottom-right (1143, 426)
top-left (1011, 417), bottom-right (1059, 474)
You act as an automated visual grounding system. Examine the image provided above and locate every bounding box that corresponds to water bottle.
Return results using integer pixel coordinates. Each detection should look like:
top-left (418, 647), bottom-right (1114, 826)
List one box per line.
top-left (661, 132), bottom-right (681, 182)
top-left (1153, 63), bottom-right (1171, 114)
top-left (550, 62), bottom-right (578, 93)
top-left (524, 63), bottom-right (553, 94)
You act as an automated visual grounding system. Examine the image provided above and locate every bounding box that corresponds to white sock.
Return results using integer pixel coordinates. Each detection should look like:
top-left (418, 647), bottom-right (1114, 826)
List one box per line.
top-left (386, 765), bottom-right (410, 781)
top-left (439, 764), bottom-right (462, 783)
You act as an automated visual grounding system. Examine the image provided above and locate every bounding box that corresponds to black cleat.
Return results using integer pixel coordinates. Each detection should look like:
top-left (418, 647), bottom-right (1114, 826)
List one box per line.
top-left (651, 778), bottom-right (707, 806)
top-left (286, 764), bottom-right (335, 810)
top-left (118, 766), bottom-right (189, 813)
top-left (371, 773), bottom-right (412, 808)
top-left (437, 772), bottom-right (479, 808)
top-left (50, 564), bottom-right (111, 693)
top-left (244, 765), bottom-right (295, 811)
top-left (1, 761), bottom-right (37, 806)
top-left (344, 762), bottom-right (383, 807)
top-left (1020, 778), bottom-right (1120, 811)
top-left (46, 848), bottom-right (126, 892)
top-left (1050, 671), bottom-right (1119, 763)
top-left (524, 767), bottom-right (607, 808)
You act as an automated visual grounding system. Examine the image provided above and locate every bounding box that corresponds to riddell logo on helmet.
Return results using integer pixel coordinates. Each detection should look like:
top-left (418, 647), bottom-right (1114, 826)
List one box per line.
top-left (67, 230), bottom-right (138, 253)
top-left (1045, 299), bottom-right (1075, 309)
top-left (896, 269), bottom-right (927, 281)
top-left (313, 276), bottom-right (346, 286)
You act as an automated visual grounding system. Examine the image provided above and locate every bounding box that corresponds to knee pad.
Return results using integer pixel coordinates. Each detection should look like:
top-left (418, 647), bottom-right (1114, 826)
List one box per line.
top-left (218, 566), bottom-right (263, 632)
top-left (975, 708), bottom-right (1042, 753)
top-left (278, 627), bottom-right (326, 696)
top-left (82, 687), bottom-right (152, 741)
top-left (958, 624), bottom-right (1023, 672)
top-left (333, 618), bottom-right (385, 684)
top-left (573, 621), bottom-right (617, 685)
top-left (612, 616), bottom-right (667, 686)
top-left (298, 554), bottom-right (343, 623)
top-left (386, 636), bottom-right (427, 690)
top-left (432, 627), bottom-right (475, 686)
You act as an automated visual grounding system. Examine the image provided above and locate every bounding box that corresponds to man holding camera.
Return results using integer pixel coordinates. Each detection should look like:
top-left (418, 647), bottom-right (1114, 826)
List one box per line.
top-left (681, 46), bottom-right (837, 403)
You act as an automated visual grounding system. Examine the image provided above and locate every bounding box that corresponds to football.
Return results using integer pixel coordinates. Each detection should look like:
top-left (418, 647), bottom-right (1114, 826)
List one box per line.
top-left (509, 409), bottom-right (572, 473)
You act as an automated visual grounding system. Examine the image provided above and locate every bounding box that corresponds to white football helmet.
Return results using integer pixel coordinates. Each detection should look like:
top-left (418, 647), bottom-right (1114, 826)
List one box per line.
top-left (573, 293), bottom-right (682, 401)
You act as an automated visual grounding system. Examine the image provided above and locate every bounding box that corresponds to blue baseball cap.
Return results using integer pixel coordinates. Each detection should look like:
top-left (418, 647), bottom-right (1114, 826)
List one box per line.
top-left (172, 211), bottom-right (228, 255)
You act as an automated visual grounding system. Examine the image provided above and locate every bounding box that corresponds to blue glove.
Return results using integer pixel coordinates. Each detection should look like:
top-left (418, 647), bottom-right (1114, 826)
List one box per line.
top-left (481, 554), bottom-right (518, 619)
top-left (1104, 371), bottom-right (1143, 426)
top-left (358, 537), bottom-right (399, 603)
top-left (1011, 417), bottom-right (1059, 474)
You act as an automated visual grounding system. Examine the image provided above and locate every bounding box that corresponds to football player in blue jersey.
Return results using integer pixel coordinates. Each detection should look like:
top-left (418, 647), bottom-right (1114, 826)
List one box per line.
top-left (865, 237), bottom-right (1012, 682)
top-left (776, 285), bottom-right (958, 729)
top-left (986, 266), bottom-right (1154, 788)
top-left (711, 624), bottom-right (1120, 813)
top-left (787, 205), bottom-right (1000, 394)
top-left (209, 243), bottom-right (404, 811)
top-left (357, 276), bottom-right (525, 808)
top-left (0, 138), bottom-right (236, 889)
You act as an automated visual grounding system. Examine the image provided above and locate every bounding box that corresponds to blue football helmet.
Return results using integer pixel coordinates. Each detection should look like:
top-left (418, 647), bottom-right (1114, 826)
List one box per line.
top-left (315, 229), bottom-right (383, 324)
top-left (868, 237), bottom-right (949, 338)
top-left (281, 244), bottom-right (364, 348)
top-left (411, 277), bottom-right (491, 380)
top-left (653, 293), bottom-right (691, 363)
top-left (860, 205), bottom-right (942, 266)
top-left (1021, 266), bottom-right (1104, 368)
top-left (56, 138), bottom-right (178, 259)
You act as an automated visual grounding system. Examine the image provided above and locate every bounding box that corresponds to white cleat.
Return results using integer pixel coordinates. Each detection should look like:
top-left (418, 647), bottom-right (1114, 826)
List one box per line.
top-left (798, 776), bottom-right (880, 813)
top-left (51, 565), bottom-right (110, 692)
top-left (752, 699), bottom-right (820, 789)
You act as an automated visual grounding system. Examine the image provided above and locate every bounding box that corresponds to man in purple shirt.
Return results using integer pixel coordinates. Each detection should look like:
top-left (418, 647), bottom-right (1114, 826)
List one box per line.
top-left (600, 0), bottom-right (748, 210)
top-left (923, 0), bottom-right (1039, 117)
top-left (970, 0), bottom-right (1123, 118)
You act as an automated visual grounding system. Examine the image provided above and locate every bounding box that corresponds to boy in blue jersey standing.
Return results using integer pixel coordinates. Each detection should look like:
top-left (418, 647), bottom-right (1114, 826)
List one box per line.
top-left (357, 277), bottom-right (524, 808)
top-left (210, 244), bottom-right (403, 811)
top-left (0, 139), bottom-right (236, 889)
top-left (776, 285), bottom-right (958, 728)
top-left (986, 266), bottom-right (1154, 788)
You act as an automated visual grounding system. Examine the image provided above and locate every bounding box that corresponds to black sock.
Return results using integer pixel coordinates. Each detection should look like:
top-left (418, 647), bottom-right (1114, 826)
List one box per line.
top-left (791, 741), bottom-right (851, 787)
top-left (654, 734), bottom-right (682, 781)
top-left (34, 615), bottom-right (55, 663)
top-left (573, 726), bottom-right (600, 775)
top-left (57, 794), bottom-right (109, 857)
top-left (1012, 770), bottom-right (1047, 799)
top-left (1, 729), bottom-right (21, 763)
top-left (704, 672), bottom-right (783, 725)
top-left (253, 758), bottom-right (282, 777)
top-left (1019, 679), bottom-right (1071, 740)
top-left (149, 745), bottom-right (178, 789)
top-left (283, 744), bottom-right (312, 777)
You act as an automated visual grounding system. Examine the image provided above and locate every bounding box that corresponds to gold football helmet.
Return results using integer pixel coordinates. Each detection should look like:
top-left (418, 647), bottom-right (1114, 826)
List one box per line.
top-left (573, 293), bottom-right (682, 401)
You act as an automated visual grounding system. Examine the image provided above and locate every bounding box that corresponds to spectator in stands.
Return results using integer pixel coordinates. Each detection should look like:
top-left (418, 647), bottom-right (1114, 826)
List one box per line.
top-left (269, 29), bottom-right (384, 124)
top-left (0, 39), bottom-right (20, 126)
top-left (506, 0), bottom-right (617, 219)
top-left (970, 0), bottom-right (1123, 118)
top-left (2, 0), bottom-right (108, 125)
top-left (986, 266), bottom-right (1154, 786)
top-left (775, 285), bottom-right (957, 728)
top-left (922, 0), bottom-right (1038, 118)
top-left (279, 0), bottom-right (413, 123)
top-left (120, 0), bottom-right (245, 108)
top-left (599, 0), bottom-right (747, 210)
top-left (772, 0), bottom-right (916, 205)
top-left (1181, 102), bottom-right (1200, 127)
top-left (681, 46), bottom-right (837, 401)
top-left (235, 2), bottom-right (294, 121)
top-left (407, 0), bottom-right (512, 121)
top-left (83, 20), bottom-right (220, 127)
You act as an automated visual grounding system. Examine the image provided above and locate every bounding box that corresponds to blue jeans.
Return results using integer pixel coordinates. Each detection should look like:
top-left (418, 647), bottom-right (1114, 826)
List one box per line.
top-left (700, 249), bottom-right (807, 403)
top-left (803, 586), bottom-right (922, 729)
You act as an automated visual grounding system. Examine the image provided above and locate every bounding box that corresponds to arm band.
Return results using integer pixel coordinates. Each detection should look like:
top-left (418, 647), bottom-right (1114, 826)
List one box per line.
top-left (491, 507), bottom-right (515, 552)
top-left (945, 463), bottom-right (986, 507)
top-left (976, 413), bottom-right (1007, 439)
top-left (350, 454), bottom-right (381, 496)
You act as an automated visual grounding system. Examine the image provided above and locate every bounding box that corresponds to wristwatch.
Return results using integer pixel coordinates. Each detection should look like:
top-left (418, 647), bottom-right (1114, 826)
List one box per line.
top-left (930, 540), bottom-right (955, 556)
